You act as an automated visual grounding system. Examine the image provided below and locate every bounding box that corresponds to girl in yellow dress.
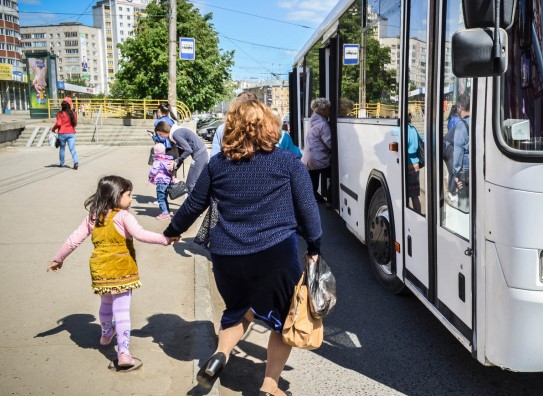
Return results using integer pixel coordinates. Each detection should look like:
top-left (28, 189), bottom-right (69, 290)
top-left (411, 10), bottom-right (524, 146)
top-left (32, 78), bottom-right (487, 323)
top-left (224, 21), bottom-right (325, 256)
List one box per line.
top-left (48, 175), bottom-right (178, 367)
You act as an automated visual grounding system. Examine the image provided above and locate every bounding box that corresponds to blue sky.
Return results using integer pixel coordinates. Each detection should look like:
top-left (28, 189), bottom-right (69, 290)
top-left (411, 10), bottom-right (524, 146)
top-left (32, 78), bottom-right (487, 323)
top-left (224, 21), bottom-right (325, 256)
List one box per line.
top-left (18, 0), bottom-right (338, 81)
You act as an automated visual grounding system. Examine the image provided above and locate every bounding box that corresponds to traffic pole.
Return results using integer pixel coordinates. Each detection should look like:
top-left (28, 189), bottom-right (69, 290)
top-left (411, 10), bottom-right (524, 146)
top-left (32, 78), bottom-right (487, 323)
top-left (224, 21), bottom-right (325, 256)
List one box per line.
top-left (168, 0), bottom-right (177, 118)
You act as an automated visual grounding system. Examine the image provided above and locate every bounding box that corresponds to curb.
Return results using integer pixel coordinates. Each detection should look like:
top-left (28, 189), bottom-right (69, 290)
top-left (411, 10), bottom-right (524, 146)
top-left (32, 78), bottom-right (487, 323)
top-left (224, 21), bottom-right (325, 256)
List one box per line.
top-left (194, 254), bottom-right (221, 395)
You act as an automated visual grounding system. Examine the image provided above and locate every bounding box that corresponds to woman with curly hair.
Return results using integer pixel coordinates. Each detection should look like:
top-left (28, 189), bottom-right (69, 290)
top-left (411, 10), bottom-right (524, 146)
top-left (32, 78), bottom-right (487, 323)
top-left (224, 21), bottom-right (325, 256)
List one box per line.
top-left (163, 100), bottom-right (322, 396)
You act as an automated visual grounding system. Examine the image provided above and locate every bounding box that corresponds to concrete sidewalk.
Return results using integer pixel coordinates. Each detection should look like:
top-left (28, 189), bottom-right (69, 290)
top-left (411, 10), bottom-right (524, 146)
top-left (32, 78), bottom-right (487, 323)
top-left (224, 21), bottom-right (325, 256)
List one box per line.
top-left (0, 144), bottom-right (219, 395)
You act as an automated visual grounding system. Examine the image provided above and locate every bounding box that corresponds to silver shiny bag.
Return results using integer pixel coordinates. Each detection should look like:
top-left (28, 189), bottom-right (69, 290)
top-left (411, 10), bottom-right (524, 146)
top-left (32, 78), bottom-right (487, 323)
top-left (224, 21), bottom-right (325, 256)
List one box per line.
top-left (305, 254), bottom-right (337, 319)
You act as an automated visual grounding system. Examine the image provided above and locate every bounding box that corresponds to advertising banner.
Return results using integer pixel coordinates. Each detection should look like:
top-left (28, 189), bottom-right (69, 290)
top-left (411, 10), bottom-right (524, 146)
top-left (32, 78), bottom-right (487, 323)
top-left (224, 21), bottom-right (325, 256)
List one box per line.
top-left (28, 56), bottom-right (50, 109)
top-left (0, 64), bottom-right (12, 80)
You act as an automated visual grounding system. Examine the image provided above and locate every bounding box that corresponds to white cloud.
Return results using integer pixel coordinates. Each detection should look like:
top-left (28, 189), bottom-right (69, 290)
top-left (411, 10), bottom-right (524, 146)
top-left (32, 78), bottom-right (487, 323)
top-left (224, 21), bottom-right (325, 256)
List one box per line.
top-left (278, 0), bottom-right (338, 25)
top-left (20, 12), bottom-right (59, 26)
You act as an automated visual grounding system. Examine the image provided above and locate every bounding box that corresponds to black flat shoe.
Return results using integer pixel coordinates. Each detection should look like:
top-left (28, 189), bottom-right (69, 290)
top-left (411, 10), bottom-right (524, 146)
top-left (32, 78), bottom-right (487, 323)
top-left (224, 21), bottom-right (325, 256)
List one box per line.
top-left (259, 391), bottom-right (292, 396)
top-left (196, 352), bottom-right (226, 389)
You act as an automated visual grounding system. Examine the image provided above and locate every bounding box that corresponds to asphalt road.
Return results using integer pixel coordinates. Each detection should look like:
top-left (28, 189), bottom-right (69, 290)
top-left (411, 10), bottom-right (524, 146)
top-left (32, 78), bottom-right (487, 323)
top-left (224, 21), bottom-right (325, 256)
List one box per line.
top-left (214, 204), bottom-right (543, 395)
top-left (2, 142), bottom-right (541, 396)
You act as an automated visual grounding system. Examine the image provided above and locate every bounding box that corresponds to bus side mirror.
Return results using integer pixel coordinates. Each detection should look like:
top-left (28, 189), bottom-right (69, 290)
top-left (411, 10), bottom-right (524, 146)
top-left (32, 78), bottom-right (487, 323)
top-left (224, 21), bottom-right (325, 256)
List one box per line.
top-left (463, 0), bottom-right (517, 30)
top-left (452, 28), bottom-right (508, 78)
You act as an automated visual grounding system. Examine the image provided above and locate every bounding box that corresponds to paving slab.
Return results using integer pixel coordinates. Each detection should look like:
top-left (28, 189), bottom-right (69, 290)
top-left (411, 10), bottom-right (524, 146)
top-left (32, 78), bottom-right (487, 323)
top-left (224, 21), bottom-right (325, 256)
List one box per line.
top-left (0, 144), bottom-right (216, 396)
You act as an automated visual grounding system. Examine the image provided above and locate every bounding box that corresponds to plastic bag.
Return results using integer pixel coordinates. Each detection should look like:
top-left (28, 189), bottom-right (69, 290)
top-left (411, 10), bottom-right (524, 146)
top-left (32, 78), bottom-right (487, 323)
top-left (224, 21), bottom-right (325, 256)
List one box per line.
top-left (49, 132), bottom-right (58, 148)
top-left (305, 254), bottom-right (337, 319)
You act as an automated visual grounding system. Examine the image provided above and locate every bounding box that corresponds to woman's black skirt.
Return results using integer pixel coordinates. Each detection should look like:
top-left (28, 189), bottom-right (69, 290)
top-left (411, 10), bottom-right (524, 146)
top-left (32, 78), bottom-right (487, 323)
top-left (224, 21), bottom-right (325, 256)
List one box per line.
top-left (211, 233), bottom-right (302, 333)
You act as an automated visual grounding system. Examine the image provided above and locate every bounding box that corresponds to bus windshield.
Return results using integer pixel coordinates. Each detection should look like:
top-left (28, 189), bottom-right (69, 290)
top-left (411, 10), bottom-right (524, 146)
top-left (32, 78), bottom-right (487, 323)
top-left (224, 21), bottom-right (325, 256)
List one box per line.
top-left (501, 0), bottom-right (543, 156)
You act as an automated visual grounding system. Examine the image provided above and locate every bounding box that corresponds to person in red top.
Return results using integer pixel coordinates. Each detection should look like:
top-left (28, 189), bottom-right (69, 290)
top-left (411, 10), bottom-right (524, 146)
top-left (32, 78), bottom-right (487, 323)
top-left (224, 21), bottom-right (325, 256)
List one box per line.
top-left (63, 95), bottom-right (73, 110)
top-left (52, 100), bottom-right (79, 169)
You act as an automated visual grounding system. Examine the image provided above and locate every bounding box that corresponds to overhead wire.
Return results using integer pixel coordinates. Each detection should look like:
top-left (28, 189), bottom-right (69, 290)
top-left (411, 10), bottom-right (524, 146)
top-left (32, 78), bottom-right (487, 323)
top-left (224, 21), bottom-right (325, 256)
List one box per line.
top-left (19, 3), bottom-right (309, 80)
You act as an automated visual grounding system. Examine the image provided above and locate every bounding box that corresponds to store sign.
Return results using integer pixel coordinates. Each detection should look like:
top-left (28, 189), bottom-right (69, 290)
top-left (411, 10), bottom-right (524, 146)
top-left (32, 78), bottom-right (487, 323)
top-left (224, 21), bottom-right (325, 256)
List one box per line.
top-left (0, 64), bottom-right (13, 80)
top-left (12, 71), bottom-right (23, 82)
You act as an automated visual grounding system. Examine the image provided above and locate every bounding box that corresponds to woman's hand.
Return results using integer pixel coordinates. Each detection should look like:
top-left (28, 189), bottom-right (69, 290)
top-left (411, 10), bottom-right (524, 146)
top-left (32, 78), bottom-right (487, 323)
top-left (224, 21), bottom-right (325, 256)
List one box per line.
top-left (47, 261), bottom-right (63, 272)
top-left (166, 236), bottom-right (180, 245)
top-left (455, 177), bottom-right (464, 190)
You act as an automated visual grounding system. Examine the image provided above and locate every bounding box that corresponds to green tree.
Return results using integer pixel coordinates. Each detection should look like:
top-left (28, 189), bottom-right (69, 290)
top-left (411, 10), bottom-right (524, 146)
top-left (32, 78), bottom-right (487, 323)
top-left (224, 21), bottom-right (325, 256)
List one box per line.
top-left (338, 4), bottom-right (397, 104)
top-left (65, 75), bottom-right (88, 87)
top-left (365, 35), bottom-right (396, 102)
top-left (110, 0), bottom-right (234, 112)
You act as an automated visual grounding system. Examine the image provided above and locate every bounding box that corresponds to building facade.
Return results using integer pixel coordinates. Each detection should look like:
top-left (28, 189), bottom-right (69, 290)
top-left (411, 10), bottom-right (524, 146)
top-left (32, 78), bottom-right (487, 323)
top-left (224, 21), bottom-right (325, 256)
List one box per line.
top-left (92, 0), bottom-right (149, 92)
top-left (244, 81), bottom-right (290, 118)
top-left (0, 0), bottom-right (25, 111)
top-left (21, 23), bottom-right (106, 94)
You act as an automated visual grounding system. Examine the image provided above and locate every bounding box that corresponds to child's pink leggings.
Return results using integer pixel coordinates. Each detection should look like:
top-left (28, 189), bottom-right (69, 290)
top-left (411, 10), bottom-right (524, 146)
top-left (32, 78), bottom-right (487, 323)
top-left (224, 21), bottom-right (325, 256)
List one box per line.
top-left (99, 290), bottom-right (132, 356)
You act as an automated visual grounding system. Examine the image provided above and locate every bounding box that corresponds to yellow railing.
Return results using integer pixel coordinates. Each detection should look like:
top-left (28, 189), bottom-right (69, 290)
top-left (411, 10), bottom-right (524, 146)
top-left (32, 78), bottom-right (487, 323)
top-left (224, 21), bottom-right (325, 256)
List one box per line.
top-left (349, 101), bottom-right (425, 119)
top-left (47, 98), bottom-right (192, 121)
top-left (351, 102), bottom-right (399, 118)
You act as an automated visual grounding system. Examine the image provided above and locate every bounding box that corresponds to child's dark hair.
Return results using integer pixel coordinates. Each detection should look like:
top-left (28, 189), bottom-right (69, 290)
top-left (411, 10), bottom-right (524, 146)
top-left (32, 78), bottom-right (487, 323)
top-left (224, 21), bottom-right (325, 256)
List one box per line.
top-left (84, 175), bottom-right (133, 226)
top-left (157, 102), bottom-right (178, 121)
top-left (154, 120), bottom-right (171, 134)
top-left (61, 100), bottom-right (77, 127)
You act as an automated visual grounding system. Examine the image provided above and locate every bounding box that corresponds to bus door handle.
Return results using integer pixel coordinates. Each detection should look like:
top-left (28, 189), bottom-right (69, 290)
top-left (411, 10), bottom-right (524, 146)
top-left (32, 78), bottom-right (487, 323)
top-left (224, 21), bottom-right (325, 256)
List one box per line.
top-left (464, 247), bottom-right (473, 256)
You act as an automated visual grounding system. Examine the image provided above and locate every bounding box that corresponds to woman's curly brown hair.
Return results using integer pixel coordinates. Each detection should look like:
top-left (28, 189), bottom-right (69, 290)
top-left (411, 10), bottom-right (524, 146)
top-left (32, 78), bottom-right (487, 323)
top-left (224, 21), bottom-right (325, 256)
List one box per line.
top-left (222, 100), bottom-right (281, 161)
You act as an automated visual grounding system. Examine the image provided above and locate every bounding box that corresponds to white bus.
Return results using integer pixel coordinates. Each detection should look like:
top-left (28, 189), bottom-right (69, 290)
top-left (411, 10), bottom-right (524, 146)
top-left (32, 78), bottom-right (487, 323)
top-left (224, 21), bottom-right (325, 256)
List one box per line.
top-left (290, 0), bottom-right (543, 371)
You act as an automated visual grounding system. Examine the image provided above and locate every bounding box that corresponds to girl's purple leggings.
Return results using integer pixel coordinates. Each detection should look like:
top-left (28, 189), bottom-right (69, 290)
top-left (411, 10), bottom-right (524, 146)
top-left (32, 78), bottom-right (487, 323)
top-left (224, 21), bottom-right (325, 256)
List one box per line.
top-left (99, 290), bottom-right (132, 356)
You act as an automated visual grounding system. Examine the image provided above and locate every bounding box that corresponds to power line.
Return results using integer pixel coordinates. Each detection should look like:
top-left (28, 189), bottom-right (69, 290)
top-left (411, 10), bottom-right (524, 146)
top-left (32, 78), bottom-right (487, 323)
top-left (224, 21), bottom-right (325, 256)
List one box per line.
top-left (76, 0), bottom-right (96, 23)
top-left (188, 1), bottom-right (315, 30)
top-left (219, 34), bottom-right (297, 52)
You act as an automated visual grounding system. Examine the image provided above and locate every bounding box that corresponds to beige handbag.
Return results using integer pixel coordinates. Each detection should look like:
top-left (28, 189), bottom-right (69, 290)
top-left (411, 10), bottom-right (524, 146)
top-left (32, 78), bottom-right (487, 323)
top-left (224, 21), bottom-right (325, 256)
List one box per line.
top-left (282, 270), bottom-right (323, 350)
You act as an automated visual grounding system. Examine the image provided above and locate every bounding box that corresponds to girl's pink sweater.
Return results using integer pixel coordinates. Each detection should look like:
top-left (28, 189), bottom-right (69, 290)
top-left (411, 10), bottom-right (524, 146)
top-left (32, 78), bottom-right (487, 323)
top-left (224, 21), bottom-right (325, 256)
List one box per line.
top-left (53, 209), bottom-right (169, 263)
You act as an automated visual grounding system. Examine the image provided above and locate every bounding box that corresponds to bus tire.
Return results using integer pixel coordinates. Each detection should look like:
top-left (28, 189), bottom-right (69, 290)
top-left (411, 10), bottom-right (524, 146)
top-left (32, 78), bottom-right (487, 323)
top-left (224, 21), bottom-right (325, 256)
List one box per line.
top-left (366, 187), bottom-right (404, 294)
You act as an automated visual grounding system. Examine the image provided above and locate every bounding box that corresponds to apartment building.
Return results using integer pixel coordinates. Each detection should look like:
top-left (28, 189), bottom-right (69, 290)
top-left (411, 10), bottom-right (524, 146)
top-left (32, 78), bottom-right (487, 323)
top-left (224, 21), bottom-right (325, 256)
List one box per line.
top-left (0, 0), bottom-right (25, 111)
top-left (92, 0), bottom-right (149, 91)
top-left (21, 23), bottom-right (106, 94)
top-left (244, 81), bottom-right (290, 118)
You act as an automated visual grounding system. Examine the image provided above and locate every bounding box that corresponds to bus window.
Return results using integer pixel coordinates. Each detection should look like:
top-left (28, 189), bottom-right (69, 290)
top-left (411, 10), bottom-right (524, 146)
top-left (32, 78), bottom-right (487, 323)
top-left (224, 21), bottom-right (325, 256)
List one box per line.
top-left (406, 0), bottom-right (428, 216)
top-left (337, 0), bottom-right (400, 118)
top-left (440, 0), bottom-right (472, 240)
top-left (305, 42), bottom-right (320, 116)
top-left (501, 0), bottom-right (543, 156)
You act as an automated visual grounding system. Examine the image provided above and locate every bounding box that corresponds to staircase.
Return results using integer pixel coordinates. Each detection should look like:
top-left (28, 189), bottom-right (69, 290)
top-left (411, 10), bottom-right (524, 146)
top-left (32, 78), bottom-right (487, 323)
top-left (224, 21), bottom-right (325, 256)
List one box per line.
top-left (12, 119), bottom-right (197, 147)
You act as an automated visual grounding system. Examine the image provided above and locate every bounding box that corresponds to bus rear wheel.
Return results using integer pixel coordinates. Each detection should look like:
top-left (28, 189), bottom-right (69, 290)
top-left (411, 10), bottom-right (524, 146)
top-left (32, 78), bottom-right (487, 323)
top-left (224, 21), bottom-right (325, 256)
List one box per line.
top-left (367, 187), bottom-right (404, 294)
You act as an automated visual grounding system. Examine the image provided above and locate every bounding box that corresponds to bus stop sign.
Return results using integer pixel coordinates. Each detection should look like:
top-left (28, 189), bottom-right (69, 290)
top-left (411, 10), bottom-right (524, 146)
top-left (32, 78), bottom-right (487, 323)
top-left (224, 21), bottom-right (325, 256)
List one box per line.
top-left (343, 44), bottom-right (359, 65)
top-left (180, 37), bottom-right (195, 61)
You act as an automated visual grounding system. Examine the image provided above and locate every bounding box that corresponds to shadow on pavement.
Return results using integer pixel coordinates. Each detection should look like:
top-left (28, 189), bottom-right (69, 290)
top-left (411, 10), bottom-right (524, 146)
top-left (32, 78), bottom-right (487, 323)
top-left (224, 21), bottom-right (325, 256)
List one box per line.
top-left (34, 313), bottom-right (116, 362)
top-left (132, 313), bottom-right (199, 361)
top-left (218, 338), bottom-right (293, 396)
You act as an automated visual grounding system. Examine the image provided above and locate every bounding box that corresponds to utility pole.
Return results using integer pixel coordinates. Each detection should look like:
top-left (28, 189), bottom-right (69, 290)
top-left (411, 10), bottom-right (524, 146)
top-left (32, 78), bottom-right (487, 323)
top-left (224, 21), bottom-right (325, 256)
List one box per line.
top-left (168, 0), bottom-right (177, 117)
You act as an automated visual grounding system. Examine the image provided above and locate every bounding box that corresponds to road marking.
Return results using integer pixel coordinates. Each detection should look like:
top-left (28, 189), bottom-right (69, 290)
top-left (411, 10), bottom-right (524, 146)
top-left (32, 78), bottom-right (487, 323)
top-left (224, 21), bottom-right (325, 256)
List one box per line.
top-left (345, 331), bottom-right (362, 348)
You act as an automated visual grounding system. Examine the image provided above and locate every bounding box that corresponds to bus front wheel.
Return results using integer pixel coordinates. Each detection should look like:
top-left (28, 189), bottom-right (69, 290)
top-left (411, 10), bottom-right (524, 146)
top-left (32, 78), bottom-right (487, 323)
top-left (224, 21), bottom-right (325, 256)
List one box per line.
top-left (366, 187), bottom-right (404, 294)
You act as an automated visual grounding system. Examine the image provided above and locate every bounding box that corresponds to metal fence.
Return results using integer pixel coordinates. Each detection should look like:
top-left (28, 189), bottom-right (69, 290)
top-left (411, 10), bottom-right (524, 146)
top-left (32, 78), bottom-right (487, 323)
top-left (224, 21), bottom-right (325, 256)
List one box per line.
top-left (47, 98), bottom-right (192, 121)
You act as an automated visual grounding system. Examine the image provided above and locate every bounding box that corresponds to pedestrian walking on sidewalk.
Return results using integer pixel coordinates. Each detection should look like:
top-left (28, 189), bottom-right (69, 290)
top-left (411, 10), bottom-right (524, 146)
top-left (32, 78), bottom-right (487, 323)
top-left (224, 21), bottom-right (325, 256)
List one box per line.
top-left (148, 143), bottom-right (175, 220)
top-left (154, 121), bottom-right (209, 193)
top-left (47, 175), bottom-right (178, 367)
top-left (52, 100), bottom-right (79, 169)
top-left (163, 99), bottom-right (322, 396)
